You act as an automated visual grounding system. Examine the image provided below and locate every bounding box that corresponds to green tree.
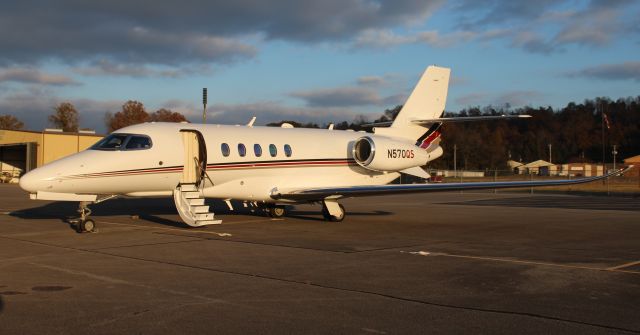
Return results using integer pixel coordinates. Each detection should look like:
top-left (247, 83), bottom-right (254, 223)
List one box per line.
top-left (49, 102), bottom-right (79, 132)
top-left (105, 100), bottom-right (149, 132)
top-left (149, 108), bottom-right (188, 122)
top-left (0, 115), bottom-right (24, 130)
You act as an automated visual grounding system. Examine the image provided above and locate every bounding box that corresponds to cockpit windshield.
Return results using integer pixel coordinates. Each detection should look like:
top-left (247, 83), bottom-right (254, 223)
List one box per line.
top-left (90, 134), bottom-right (153, 151)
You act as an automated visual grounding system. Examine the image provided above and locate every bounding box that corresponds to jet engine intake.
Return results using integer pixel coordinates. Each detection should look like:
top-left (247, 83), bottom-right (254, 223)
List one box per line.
top-left (352, 136), bottom-right (430, 172)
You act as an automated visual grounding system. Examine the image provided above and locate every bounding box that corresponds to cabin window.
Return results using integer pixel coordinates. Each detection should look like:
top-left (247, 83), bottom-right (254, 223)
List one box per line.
top-left (238, 143), bottom-right (246, 157)
top-left (254, 144), bottom-right (262, 157)
top-left (269, 144), bottom-right (277, 157)
top-left (284, 144), bottom-right (292, 157)
top-left (221, 143), bottom-right (230, 157)
top-left (124, 135), bottom-right (153, 150)
top-left (90, 134), bottom-right (131, 150)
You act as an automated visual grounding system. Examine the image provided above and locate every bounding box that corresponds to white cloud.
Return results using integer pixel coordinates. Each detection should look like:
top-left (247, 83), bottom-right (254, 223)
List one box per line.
top-left (454, 90), bottom-right (543, 107)
top-left (357, 76), bottom-right (386, 87)
top-left (170, 100), bottom-right (366, 125)
top-left (73, 60), bottom-right (212, 78)
top-left (0, 68), bottom-right (80, 86)
top-left (567, 61), bottom-right (640, 81)
top-left (351, 28), bottom-right (507, 50)
top-left (290, 87), bottom-right (382, 107)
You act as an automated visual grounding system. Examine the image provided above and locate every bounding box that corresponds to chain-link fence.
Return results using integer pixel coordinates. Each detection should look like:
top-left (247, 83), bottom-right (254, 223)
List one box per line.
top-left (395, 168), bottom-right (640, 196)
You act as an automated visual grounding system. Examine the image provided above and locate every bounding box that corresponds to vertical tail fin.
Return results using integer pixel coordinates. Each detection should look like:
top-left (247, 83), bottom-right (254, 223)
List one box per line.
top-left (375, 65), bottom-right (450, 141)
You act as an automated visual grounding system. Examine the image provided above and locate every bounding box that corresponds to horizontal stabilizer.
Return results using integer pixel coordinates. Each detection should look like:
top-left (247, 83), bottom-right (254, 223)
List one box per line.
top-left (364, 115), bottom-right (531, 128)
top-left (411, 114), bottom-right (531, 125)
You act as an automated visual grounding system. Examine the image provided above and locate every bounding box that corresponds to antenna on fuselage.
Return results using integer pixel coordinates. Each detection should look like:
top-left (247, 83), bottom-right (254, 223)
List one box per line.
top-left (202, 88), bottom-right (208, 124)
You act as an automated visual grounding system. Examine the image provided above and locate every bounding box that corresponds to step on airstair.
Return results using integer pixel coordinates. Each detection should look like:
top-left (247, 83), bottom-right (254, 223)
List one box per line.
top-left (173, 183), bottom-right (222, 226)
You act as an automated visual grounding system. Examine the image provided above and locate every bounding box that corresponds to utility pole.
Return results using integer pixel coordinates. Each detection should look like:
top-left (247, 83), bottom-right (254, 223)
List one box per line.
top-left (548, 144), bottom-right (552, 163)
top-left (453, 144), bottom-right (457, 179)
top-left (612, 145), bottom-right (618, 175)
top-left (202, 88), bottom-right (208, 124)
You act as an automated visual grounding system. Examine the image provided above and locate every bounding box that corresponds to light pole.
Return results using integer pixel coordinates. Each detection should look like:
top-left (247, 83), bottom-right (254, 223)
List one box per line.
top-left (202, 88), bottom-right (208, 124)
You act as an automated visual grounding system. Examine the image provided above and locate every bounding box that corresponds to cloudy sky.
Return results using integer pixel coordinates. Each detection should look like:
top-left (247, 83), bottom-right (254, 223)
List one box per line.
top-left (1, 0), bottom-right (639, 132)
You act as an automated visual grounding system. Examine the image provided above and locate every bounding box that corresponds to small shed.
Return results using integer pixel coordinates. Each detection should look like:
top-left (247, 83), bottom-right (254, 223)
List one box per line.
top-left (507, 160), bottom-right (525, 174)
top-left (522, 160), bottom-right (556, 176)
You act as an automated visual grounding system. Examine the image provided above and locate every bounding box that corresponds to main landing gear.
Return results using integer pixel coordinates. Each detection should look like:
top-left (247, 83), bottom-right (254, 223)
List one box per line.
top-left (321, 200), bottom-right (345, 222)
top-left (265, 204), bottom-right (286, 218)
top-left (261, 200), bottom-right (346, 222)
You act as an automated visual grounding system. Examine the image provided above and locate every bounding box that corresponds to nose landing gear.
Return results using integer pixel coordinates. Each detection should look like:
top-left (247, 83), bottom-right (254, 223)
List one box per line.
top-left (68, 195), bottom-right (118, 233)
top-left (69, 201), bottom-right (96, 233)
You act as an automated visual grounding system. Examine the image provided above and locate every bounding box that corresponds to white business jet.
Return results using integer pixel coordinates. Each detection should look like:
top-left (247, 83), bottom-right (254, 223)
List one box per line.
top-left (19, 66), bottom-right (629, 232)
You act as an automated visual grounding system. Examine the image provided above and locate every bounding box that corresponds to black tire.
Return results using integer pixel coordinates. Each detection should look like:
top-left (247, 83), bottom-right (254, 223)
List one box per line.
top-left (321, 204), bottom-right (331, 221)
top-left (74, 220), bottom-right (84, 233)
top-left (268, 206), bottom-right (286, 218)
top-left (80, 219), bottom-right (96, 233)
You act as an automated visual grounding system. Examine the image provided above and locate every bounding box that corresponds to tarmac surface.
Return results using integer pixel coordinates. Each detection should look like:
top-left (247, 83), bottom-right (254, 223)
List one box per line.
top-left (0, 184), bottom-right (638, 334)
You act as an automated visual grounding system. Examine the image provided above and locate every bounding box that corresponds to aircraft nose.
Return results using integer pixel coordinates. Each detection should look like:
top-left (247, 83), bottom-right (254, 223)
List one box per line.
top-left (19, 170), bottom-right (42, 193)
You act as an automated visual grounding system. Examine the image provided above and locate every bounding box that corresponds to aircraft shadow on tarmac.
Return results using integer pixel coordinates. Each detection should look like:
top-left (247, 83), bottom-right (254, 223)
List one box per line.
top-left (285, 209), bottom-right (392, 222)
top-left (9, 197), bottom-right (393, 229)
top-left (443, 196), bottom-right (640, 212)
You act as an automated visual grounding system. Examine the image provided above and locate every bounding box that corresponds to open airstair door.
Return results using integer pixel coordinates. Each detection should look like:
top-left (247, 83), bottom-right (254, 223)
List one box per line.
top-left (180, 129), bottom-right (207, 185)
top-left (173, 129), bottom-right (221, 227)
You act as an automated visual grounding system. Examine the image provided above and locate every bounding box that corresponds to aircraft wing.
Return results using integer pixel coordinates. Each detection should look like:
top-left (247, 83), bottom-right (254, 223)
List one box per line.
top-left (271, 166), bottom-right (632, 201)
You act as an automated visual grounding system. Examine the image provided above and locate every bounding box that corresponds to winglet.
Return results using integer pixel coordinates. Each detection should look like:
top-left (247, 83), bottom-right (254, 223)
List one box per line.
top-left (617, 165), bottom-right (634, 176)
top-left (247, 116), bottom-right (256, 127)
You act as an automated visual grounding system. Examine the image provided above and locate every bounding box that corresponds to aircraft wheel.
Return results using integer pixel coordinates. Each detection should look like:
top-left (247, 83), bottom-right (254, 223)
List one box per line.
top-left (268, 206), bottom-right (286, 218)
top-left (322, 204), bottom-right (345, 222)
top-left (79, 219), bottom-right (96, 233)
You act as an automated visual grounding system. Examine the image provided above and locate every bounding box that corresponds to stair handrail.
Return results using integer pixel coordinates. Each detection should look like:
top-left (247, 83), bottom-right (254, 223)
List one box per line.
top-left (193, 156), bottom-right (215, 190)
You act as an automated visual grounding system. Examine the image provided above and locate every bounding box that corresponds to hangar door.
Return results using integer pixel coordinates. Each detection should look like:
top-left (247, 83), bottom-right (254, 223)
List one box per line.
top-left (0, 142), bottom-right (37, 178)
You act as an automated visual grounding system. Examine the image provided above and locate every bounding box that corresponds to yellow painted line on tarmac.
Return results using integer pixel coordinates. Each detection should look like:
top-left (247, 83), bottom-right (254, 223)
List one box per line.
top-left (402, 251), bottom-right (640, 275)
top-left (606, 260), bottom-right (640, 271)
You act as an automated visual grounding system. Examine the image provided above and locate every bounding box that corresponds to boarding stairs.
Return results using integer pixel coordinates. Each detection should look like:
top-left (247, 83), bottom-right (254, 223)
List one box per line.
top-left (173, 183), bottom-right (222, 227)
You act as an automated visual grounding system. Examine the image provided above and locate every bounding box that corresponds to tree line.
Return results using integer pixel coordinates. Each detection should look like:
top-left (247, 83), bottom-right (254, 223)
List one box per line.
top-left (0, 100), bottom-right (187, 133)
top-left (436, 96), bottom-right (639, 169)
top-left (1, 96), bottom-right (638, 168)
top-left (267, 96), bottom-right (640, 168)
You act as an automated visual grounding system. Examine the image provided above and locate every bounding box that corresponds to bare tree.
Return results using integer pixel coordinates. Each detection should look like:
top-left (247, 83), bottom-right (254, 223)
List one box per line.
top-left (0, 115), bottom-right (24, 130)
top-left (149, 108), bottom-right (188, 123)
top-left (105, 100), bottom-right (149, 132)
top-left (49, 102), bottom-right (79, 132)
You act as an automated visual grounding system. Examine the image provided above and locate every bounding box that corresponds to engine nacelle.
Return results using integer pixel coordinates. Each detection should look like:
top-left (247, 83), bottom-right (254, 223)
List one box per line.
top-left (352, 136), bottom-right (434, 172)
